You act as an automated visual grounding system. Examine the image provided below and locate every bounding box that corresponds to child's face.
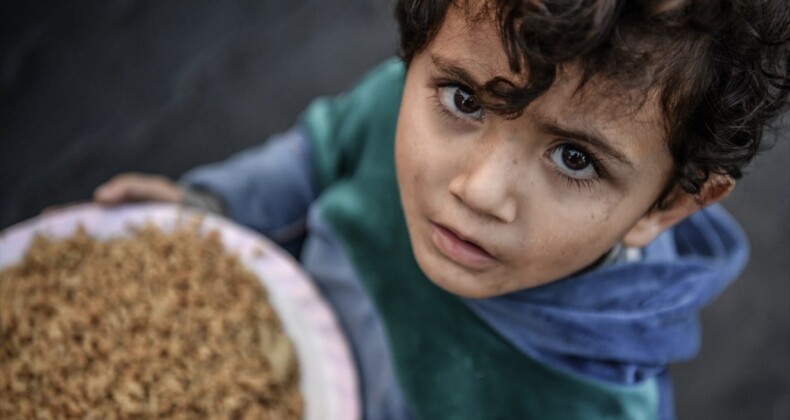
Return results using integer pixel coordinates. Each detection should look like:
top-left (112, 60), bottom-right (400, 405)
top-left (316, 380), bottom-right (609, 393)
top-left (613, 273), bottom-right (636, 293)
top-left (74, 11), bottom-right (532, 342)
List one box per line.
top-left (395, 4), bottom-right (676, 298)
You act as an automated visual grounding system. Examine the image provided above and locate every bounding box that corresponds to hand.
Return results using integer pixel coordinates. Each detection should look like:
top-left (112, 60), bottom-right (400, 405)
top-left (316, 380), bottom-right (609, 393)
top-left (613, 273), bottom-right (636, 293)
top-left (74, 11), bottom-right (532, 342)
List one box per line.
top-left (93, 173), bottom-right (183, 204)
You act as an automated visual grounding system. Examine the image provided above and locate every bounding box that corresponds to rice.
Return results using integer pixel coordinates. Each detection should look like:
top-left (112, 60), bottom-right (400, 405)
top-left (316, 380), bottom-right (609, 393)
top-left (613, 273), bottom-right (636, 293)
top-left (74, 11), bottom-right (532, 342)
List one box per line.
top-left (0, 222), bottom-right (302, 419)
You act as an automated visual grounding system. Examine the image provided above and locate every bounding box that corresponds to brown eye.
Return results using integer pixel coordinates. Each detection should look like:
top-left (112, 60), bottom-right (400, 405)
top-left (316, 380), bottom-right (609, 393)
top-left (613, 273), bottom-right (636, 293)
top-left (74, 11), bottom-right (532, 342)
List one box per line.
top-left (453, 88), bottom-right (480, 114)
top-left (439, 86), bottom-right (483, 119)
top-left (550, 144), bottom-right (597, 179)
top-left (562, 147), bottom-right (590, 170)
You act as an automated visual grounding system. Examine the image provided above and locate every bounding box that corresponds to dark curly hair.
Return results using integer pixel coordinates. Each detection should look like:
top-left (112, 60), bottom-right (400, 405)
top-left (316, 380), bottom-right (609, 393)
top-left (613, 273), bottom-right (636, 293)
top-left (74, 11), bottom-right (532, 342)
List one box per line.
top-left (395, 0), bottom-right (789, 205)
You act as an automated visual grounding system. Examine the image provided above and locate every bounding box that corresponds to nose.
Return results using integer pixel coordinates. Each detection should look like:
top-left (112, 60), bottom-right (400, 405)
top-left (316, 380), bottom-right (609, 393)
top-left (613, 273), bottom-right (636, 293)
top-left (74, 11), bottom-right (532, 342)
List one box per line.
top-left (448, 147), bottom-right (518, 223)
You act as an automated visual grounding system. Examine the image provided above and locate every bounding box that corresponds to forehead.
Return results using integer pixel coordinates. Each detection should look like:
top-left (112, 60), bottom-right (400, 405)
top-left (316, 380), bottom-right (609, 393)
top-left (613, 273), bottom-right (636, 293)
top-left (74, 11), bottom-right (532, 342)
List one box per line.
top-left (426, 3), bottom-right (668, 159)
top-left (433, 4), bottom-right (512, 83)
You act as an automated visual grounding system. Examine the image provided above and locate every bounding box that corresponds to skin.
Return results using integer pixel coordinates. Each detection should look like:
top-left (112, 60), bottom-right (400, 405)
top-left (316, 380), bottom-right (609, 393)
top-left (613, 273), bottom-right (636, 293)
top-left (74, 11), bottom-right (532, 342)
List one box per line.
top-left (394, 4), bottom-right (730, 298)
top-left (93, 173), bottom-right (182, 204)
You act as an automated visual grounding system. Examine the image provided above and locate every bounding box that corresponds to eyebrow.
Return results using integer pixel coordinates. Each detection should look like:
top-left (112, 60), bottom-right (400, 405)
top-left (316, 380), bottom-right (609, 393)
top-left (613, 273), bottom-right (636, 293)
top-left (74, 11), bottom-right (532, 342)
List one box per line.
top-left (430, 54), bottom-right (489, 90)
top-left (534, 115), bottom-right (635, 170)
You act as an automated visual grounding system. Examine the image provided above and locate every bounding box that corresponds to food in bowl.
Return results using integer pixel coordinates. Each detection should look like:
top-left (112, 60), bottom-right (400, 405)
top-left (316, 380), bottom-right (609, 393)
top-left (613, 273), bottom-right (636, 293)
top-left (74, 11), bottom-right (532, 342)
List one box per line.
top-left (0, 222), bottom-right (302, 418)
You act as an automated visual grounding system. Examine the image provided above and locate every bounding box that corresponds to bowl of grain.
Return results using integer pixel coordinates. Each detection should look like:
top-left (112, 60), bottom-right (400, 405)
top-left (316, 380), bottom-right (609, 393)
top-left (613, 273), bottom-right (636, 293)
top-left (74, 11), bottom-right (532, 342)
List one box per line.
top-left (0, 202), bottom-right (359, 419)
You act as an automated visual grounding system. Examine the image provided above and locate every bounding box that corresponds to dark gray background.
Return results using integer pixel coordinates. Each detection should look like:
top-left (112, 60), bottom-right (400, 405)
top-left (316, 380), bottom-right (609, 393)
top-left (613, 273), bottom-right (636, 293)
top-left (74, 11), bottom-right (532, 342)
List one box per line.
top-left (1, 1), bottom-right (787, 418)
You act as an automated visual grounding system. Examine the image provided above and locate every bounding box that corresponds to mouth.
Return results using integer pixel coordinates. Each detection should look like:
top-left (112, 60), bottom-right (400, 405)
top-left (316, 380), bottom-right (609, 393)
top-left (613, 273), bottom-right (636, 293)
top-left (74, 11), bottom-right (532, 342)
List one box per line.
top-left (430, 222), bottom-right (498, 270)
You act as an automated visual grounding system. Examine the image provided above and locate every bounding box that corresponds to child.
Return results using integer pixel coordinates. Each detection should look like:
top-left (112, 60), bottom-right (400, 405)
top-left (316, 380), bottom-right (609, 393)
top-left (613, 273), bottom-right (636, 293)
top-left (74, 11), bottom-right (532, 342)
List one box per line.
top-left (94, 0), bottom-right (789, 418)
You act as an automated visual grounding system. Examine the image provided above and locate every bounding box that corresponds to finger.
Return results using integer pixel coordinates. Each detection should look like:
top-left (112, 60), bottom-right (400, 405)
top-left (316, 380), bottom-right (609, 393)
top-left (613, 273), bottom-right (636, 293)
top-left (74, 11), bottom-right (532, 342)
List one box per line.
top-left (93, 173), bottom-right (139, 202)
top-left (127, 176), bottom-right (181, 202)
top-left (94, 177), bottom-right (132, 203)
top-left (94, 174), bottom-right (180, 203)
top-left (42, 200), bottom-right (92, 215)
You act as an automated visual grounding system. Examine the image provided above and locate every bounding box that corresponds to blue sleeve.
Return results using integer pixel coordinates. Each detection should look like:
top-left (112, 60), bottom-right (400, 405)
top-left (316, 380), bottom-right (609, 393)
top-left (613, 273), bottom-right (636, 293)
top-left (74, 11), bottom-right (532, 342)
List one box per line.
top-left (179, 128), bottom-right (316, 255)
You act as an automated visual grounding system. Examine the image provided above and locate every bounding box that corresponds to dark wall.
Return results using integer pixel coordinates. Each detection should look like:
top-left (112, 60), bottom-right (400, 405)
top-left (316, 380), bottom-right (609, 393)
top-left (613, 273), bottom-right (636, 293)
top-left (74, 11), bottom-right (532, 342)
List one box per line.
top-left (1, 1), bottom-right (788, 418)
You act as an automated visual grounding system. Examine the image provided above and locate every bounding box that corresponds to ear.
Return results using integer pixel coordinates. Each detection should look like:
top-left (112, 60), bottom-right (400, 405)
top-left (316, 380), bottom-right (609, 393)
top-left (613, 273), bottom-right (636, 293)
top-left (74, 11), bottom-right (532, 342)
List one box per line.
top-left (622, 175), bottom-right (735, 248)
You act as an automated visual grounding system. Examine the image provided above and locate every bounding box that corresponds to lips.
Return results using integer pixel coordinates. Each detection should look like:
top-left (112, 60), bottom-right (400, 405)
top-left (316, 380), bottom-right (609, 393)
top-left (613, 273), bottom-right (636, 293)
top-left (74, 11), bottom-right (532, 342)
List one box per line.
top-left (430, 222), bottom-right (498, 270)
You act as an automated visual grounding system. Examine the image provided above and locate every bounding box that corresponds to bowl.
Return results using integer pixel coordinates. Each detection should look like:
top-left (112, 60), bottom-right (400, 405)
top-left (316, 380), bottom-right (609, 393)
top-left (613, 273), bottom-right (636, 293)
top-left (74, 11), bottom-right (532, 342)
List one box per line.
top-left (0, 202), bottom-right (359, 420)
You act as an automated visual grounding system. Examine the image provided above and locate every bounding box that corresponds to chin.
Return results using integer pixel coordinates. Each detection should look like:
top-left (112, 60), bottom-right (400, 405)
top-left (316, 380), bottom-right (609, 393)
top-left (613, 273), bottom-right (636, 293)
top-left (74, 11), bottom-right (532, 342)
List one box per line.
top-left (417, 257), bottom-right (500, 299)
top-left (432, 278), bottom-right (497, 299)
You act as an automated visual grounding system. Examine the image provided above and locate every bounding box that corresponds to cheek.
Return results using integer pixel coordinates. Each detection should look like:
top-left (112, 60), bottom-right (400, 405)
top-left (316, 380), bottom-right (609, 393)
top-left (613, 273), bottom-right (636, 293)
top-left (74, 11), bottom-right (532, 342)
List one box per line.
top-left (396, 104), bottom-right (432, 207)
top-left (396, 102), bottom-right (445, 189)
top-left (395, 125), bottom-right (423, 188)
top-left (525, 200), bottom-right (628, 266)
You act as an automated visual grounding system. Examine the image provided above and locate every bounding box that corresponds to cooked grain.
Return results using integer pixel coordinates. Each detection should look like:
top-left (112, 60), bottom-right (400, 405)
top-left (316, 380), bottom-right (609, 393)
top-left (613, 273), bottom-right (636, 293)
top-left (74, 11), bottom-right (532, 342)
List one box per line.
top-left (0, 222), bottom-right (302, 419)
